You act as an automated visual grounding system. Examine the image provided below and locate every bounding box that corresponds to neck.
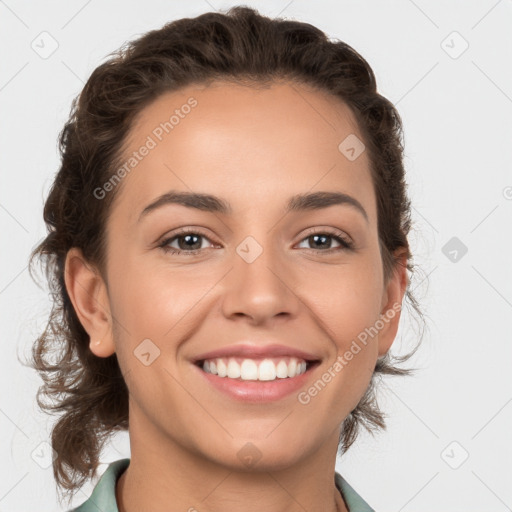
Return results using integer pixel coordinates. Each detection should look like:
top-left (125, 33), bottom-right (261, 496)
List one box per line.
top-left (116, 407), bottom-right (348, 512)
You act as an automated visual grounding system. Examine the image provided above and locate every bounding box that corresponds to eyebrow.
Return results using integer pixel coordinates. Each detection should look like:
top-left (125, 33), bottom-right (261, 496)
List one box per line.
top-left (138, 190), bottom-right (369, 223)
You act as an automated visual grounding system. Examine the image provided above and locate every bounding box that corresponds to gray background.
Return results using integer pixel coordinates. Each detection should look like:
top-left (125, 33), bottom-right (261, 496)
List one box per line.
top-left (1, 0), bottom-right (511, 510)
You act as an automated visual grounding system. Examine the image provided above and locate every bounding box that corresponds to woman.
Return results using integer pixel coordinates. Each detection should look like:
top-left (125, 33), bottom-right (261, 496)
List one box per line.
top-left (29, 6), bottom-right (423, 511)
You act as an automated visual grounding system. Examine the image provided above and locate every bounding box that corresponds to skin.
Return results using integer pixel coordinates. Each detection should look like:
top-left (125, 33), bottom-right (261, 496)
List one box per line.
top-left (65, 80), bottom-right (408, 512)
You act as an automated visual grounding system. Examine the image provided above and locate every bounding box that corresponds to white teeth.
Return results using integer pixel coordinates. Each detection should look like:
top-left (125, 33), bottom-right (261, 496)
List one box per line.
top-left (287, 359), bottom-right (297, 377)
top-left (258, 359), bottom-right (276, 381)
top-left (276, 360), bottom-right (288, 378)
top-left (227, 359), bottom-right (241, 379)
top-left (216, 359), bottom-right (226, 377)
top-left (201, 357), bottom-right (309, 381)
top-left (240, 359), bottom-right (258, 380)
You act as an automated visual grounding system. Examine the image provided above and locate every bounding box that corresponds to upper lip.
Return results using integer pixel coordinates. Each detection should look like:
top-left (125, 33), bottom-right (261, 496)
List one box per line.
top-left (192, 343), bottom-right (321, 363)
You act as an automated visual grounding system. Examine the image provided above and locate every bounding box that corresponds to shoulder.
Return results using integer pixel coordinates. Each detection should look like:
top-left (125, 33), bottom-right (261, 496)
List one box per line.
top-left (335, 471), bottom-right (376, 512)
top-left (68, 458), bottom-right (130, 512)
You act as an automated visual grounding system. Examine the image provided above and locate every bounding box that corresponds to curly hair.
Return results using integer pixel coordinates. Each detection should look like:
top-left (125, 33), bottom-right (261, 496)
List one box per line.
top-left (26, 4), bottom-right (425, 504)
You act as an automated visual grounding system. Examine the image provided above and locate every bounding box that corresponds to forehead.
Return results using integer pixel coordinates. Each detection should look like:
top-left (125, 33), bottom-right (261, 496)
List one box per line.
top-left (110, 80), bottom-right (376, 226)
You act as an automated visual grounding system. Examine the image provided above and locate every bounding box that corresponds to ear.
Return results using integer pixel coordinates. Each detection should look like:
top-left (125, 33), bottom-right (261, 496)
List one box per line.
top-left (377, 248), bottom-right (409, 357)
top-left (64, 247), bottom-right (116, 358)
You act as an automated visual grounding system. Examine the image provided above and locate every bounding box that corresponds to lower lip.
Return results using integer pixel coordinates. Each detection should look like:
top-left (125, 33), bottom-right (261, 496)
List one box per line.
top-left (193, 362), bottom-right (320, 403)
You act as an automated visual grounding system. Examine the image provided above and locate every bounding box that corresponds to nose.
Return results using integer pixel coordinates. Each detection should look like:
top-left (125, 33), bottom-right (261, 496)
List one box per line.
top-left (220, 238), bottom-right (301, 325)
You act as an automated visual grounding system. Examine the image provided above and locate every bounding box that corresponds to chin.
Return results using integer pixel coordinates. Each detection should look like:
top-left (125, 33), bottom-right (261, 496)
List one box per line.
top-left (200, 433), bottom-right (314, 473)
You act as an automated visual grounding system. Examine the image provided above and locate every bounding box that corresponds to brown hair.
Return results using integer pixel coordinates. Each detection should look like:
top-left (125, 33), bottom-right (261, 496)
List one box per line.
top-left (26, 5), bottom-right (425, 504)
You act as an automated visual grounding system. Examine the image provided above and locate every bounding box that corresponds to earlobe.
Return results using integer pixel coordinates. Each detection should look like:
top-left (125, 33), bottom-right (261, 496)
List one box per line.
top-left (89, 332), bottom-right (116, 358)
top-left (377, 249), bottom-right (409, 356)
top-left (64, 247), bottom-right (116, 358)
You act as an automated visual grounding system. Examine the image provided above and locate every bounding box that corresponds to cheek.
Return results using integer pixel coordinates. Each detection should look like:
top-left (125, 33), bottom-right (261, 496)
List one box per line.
top-left (298, 257), bottom-right (383, 344)
top-left (297, 277), bottom-right (382, 421)
top-left (107, 251), bottom-right (214, 347)
top-left (296, 255), bottom-right (383, 399)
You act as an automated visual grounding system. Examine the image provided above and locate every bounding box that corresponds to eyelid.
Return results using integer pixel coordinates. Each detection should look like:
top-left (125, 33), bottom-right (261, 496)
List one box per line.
top-left (157, 226), bottom-right (219, 250)
top-left (158, 226), bottom-right (217, 243)
top-left (298, 226), bottom-right (353, 247)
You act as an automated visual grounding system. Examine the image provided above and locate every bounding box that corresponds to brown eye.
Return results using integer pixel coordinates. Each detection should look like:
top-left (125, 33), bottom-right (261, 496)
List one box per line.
top-left (158, 230), bottom-right (215, 255)
top-left (296, 230), bottom-right (354, 252)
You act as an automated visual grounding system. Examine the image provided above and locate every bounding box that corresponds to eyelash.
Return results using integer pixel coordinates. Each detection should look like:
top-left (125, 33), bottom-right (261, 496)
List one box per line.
top-left (157, 227), bottom-right (354, 256)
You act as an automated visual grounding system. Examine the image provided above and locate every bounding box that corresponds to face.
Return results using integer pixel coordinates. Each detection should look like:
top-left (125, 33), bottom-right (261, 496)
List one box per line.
top-left (67, 80), bottom-right (407, 471)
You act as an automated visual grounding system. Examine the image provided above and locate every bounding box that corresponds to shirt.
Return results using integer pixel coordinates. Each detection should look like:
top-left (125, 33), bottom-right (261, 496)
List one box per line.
top-left (70, 458), bottom-right (375, 512)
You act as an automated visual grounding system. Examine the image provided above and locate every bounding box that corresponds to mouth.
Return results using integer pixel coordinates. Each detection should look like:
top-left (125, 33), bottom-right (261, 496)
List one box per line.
top-left (194, 356), bottom-right (321, 382)
top-left (190, 343), bottom-right (323, 402)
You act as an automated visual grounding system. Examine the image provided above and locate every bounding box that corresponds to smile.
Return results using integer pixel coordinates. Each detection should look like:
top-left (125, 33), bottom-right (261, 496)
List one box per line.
top-left (200, 356), bottom-right (309, 381)
top-left (194, 357), bottom-right (321, 402)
